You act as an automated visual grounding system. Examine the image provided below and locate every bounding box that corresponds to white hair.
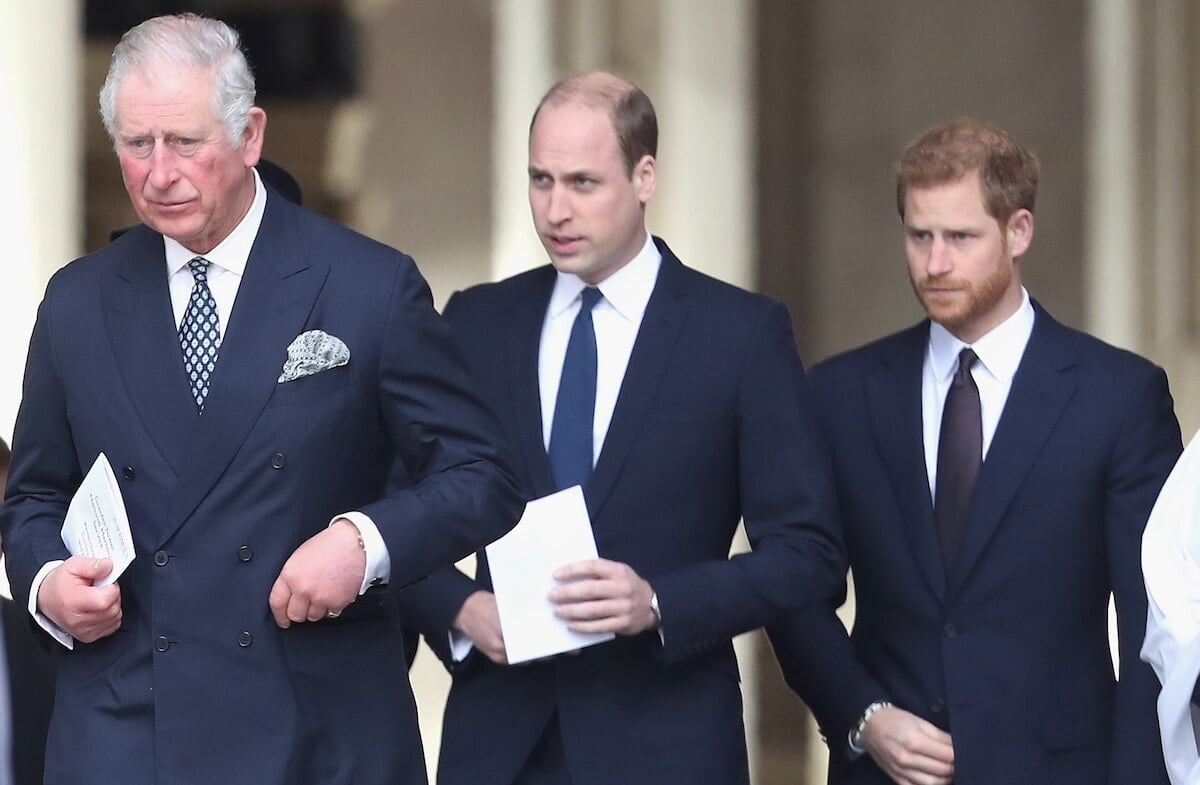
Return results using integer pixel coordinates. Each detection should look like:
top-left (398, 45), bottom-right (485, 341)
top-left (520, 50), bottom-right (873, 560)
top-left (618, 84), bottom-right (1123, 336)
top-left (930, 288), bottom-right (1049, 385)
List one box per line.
top-left (98, 13), bottom-right (256, 147)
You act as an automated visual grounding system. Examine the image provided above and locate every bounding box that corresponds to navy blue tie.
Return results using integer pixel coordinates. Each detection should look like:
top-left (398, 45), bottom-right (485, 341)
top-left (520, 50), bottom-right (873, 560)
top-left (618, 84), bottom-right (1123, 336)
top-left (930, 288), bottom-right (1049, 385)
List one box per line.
top-left (179, 257), bottom-right (221, 413)
top-left (548, 287), bottom-right (603, 491)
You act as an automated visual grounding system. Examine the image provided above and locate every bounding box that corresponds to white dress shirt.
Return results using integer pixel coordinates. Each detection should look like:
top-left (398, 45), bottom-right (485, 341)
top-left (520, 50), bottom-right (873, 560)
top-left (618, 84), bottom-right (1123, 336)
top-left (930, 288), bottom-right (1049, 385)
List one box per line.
top-left (449, 233), bottom-right (662, 662)
top-left (1142, 428), bottom-right (1200, 785)
top-left (539, 233), bottom-right (662, 460)
top-left (31, 168), bottom-right (390, 648)
top-left (163, 169), bottom-right (266, 334)
top-left (922, 288), bottom-right (1035, 497)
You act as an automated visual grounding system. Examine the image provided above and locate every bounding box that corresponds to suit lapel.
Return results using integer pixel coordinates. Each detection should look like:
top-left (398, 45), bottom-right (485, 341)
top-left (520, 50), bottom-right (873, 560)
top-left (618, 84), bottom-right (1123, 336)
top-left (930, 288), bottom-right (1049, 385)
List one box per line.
top-left (586, 243), bottom-right (688, 522)
top-left (159, 198), bottom-right (329, 545)
top-left (865, 324), bottom-right (948, 601)
top-left (104, 227), bottom-right (201, 476)
top-left (509, 269), bottom-right (558, 499)
top-left (949, 305), bottom-right (1076, 596)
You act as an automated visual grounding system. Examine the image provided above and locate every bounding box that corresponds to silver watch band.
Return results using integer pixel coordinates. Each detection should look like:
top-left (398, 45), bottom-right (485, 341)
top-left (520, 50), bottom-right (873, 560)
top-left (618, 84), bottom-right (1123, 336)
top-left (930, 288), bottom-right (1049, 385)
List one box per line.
top-left (847, 700), bottom-right (892, 759)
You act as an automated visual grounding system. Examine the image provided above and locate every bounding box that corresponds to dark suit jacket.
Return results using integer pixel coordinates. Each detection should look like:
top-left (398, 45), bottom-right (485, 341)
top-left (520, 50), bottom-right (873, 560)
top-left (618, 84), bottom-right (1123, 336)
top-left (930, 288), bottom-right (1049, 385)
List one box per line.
top-left (399, 238), bottom-right (843, 785)
top-left (0, 188), bottom-right (523, 785)
top-left (769, 303), bottom-right (1180, 785)
top-left (0, 597), bottom-right (53, 785)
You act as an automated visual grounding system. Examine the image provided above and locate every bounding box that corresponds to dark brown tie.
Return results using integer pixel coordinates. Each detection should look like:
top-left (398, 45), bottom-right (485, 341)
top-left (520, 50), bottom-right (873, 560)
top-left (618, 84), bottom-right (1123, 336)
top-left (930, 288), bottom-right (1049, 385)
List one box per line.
top-left (935, 348), bottom-right (982, 573)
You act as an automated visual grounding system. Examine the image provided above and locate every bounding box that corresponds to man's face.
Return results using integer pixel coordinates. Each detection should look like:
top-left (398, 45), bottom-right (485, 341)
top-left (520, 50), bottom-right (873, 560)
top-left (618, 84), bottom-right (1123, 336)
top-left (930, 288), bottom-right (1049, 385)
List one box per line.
top-left (114, 63), bottom-right (265, 254)
top-left (528, 102), bottom-right (655, 285)
top-left (904, 172), bottom-right (1032, 343)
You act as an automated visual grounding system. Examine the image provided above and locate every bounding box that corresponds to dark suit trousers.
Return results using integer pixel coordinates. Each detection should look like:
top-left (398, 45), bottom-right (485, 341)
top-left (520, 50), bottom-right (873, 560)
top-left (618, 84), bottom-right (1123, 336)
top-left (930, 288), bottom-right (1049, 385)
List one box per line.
top-left (512, 714), bottom-right (572, 785)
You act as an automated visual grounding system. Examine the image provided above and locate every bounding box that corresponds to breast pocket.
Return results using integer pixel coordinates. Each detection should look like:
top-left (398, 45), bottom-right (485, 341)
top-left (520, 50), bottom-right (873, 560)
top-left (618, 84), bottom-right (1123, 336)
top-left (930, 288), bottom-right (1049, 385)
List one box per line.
top-left (269, 365), bottom-right (351, 408)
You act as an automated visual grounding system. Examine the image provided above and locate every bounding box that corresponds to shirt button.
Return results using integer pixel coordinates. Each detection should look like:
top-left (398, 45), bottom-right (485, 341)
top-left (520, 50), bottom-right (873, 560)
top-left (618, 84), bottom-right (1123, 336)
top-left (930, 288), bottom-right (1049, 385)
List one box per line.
top-left (123, 466), bottom-right (136, 481)
top-left (270, 453), bottom-right (286, 470)
top-left (237, 546), bottom-right (254, 562)
top-left (237, 631), bottom-right (254, 648)
top-left (154, 636), bottom-right (170, 652)
top-left (153, 550), bottom-right (169, 567)
top-left (930, 698), bottom-right (945, 714)
top-left (943, 622), bottom-right (958, 639)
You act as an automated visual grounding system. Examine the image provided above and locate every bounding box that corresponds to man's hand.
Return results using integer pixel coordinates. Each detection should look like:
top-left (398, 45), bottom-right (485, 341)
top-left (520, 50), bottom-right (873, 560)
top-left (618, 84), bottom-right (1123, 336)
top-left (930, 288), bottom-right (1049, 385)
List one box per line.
top-left (549, 558), bottom-right (656, 636)
top-left (269, 519), bottom-right (365, 628)
top-left (38, 556), bottom-right (122, 643)
top-left (453, 591), bottom-right (507, 665)
top-left (860, 705), bottom-right (954, 785)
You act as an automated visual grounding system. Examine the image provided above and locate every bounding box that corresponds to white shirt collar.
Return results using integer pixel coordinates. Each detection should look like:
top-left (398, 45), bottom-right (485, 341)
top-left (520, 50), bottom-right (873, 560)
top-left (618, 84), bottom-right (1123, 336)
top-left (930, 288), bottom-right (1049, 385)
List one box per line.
top-left (546, 232), bottom-right (662, 321)
top-left (164, 167), bottom-right (267, 277)
top-left (928, 287), bottom-right (1035, 383)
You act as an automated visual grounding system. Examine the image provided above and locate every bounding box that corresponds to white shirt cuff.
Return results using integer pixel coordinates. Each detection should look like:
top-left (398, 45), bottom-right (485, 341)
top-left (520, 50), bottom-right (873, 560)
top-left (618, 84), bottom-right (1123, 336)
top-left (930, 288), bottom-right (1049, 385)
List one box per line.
top-left (330, 512), bottom-right (390, 595)
top-left (449, 630), bottom-right (475, 662)
top-left (29, 561), bottom-right (74, 649)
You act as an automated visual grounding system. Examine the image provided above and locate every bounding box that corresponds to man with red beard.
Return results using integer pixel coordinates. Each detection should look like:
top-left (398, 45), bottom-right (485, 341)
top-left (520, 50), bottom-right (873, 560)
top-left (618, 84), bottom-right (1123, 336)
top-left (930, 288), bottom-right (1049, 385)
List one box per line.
top-left (769, 118), bottom-right (1181, 785)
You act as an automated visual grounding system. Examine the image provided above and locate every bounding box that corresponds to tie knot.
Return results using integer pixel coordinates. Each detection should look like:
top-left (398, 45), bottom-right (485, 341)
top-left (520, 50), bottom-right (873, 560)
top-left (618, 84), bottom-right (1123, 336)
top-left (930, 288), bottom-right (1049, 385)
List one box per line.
top-left (187, 256), bottom-right (211, 283)
top-left (955, 348), bottom-right (978, 384)
top-left (579, 287), bottom-right (602, 313)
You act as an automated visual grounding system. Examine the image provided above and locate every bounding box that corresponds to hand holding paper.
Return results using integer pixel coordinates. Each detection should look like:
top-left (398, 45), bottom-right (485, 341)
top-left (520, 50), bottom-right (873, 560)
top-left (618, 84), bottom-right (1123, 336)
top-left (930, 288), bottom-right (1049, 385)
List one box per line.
top-left (37, 556), bottom-right (123, 644)
top-left (549, 558), bottom-right (658, 637)
top-left (485, 486), bottom-right (614, 664)
top-left (37, 453), bottom-right (135, 644)
top-left (60, 453), bottom-right (135, 586)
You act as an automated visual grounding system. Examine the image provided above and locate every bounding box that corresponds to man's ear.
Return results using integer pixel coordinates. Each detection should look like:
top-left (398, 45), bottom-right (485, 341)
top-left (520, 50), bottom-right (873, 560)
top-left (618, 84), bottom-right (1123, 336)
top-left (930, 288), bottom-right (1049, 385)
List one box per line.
top-left (1006, 208), bottom-right (1034, 258)
top-left (633, 154), bottom-right (656, 205)
top-left (240, 107), bottom-right (268, 167)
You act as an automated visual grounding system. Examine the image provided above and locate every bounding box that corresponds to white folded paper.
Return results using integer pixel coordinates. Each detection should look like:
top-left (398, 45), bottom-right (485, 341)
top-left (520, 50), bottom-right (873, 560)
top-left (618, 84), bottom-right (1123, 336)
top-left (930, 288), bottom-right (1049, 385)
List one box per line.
top-left (485, 485), bottom-right (614, 664)
top-left (60, 453), bottom-right (135, 586)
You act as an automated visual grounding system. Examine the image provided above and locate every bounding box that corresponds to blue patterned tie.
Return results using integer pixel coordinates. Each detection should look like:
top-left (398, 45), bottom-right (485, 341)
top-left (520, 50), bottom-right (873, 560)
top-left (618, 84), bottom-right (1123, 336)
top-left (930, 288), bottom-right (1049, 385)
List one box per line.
top-left (179, 257), bottom-right (221, 413)
top-left (548, 287), bottom-right (603, 491)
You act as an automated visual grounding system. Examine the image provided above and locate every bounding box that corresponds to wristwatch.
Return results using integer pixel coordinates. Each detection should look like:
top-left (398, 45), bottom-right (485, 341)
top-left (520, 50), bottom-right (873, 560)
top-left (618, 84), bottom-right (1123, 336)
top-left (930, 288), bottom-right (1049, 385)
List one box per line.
top-left (847, 700), bottom-right (892, 759)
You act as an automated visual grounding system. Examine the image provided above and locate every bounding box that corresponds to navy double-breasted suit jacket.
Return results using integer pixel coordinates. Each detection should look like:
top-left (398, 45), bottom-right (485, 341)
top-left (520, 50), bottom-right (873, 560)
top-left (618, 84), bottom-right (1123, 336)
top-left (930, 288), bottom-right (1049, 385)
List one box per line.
top-left (399, 238), bottom-right (844, 785)
top-left (770, 304), bottom-right (1180, 785)
top-left (0, 188), bottom-right (523, 785)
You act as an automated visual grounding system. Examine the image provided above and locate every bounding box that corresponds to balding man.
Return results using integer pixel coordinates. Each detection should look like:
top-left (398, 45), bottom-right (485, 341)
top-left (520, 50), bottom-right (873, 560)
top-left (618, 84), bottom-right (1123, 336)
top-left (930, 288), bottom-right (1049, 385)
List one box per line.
top-left (400, 71), bottom-right (842, 785)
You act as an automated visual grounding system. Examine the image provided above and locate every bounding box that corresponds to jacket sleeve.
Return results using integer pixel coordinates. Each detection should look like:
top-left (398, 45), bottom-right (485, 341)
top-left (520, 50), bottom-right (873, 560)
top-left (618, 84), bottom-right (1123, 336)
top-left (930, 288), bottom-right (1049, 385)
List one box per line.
top-left (1106, 365), bottom-right (1180, 785)
top-left (648, 302), bottom-right (846, 663)
top-left (355, 261), bottom-right (524, 593)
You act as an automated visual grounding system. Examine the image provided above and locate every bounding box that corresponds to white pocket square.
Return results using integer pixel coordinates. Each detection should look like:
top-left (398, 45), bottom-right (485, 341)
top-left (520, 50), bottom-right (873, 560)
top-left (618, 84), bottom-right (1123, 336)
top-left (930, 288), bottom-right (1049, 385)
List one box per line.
top-left (278, 330), bottom-right (350, 383)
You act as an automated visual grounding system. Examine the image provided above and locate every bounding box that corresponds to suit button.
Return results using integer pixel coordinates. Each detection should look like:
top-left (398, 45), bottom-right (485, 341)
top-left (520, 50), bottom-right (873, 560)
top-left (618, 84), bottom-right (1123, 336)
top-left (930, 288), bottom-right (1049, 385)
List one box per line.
top-left (943, 622), bottom-right (958, 639)
top-left (123, 466), bottom-right (136, 481)
top-left (238, 546), bottom-right (254, 562)
top-left (153, 550), bottom-right (169, 567)
top-left (930, 698), bottom-right (945, 714)
top-left (154, 636), bottom-right (170, 652)
top-left (270, 453), bottom-right (286, 469)
top-left (238, 631), bottom-right (254, 648)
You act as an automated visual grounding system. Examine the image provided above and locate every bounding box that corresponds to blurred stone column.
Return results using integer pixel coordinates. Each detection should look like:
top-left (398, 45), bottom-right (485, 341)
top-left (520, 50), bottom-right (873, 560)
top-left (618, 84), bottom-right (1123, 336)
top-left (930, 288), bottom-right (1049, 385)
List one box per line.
top-left (492, 0), bottom-right (555, 280)
top-left (0, 0), bottom-right (82, 441)
top-left (1086, 0), bottom-right (1200, 435)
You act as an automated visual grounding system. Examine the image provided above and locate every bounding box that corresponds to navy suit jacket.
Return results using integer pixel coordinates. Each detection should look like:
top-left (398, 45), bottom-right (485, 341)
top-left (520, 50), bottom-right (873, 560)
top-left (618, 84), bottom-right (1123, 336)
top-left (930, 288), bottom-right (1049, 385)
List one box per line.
top-left (0, 189), bottom-right (523, 785)
top-left (0, 596), bottom-right (53, 785)
top-left (399, 238), bottom-right (843, 785)
top-left (769, 304), bottom-right (1180, 785)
